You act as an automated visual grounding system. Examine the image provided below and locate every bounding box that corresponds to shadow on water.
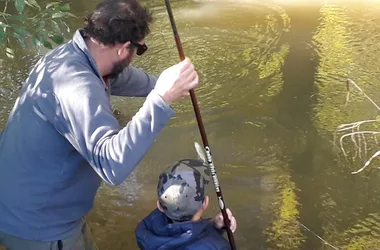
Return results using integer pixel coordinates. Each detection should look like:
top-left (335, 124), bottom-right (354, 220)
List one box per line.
top-left (271, 3), bottom-right (324, 249)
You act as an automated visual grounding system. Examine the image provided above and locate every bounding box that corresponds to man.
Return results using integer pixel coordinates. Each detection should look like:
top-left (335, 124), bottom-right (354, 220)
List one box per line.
top-left (0, 0), bottom-right (199, 249)
top-left (135, 159), bottom-right (237, 249)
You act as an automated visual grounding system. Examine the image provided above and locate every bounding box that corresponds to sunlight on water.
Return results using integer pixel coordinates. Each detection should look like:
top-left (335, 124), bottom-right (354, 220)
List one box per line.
top-left (2, 0), bottom-right (380, 249)
top-left (193, 0), bottom-right (380, 4)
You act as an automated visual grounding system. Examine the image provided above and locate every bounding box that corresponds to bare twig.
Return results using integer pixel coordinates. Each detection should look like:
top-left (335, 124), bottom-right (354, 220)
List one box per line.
top-left (334, 120), bottom-right (379, 159)
top-left (3, 0), bottom-right (8, 14)
top-left (340, 131), bottom-right (380, 155)
top-left (335, 79), bottom-right (380, 174)
top-left (336, 120), bottom-right (378, 132)
top-left (352, 150), bottom-right (380, 174)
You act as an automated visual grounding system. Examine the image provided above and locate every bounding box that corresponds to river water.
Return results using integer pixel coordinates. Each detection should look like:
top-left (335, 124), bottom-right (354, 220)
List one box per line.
top-left (2, 0), bottom-right (380, 249)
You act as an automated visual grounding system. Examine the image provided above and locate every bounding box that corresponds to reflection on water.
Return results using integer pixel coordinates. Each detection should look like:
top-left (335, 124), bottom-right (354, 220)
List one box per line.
top-left (135, 0), bottom-right (291, 127)
top-left (3, 0), bottom-right (380, 249)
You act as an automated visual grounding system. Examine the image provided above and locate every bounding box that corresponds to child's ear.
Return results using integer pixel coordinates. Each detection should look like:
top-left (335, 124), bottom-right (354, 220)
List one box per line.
top-left (157, 200), bottom-right (165, 213)
top-left (192, 196), bottom-right (209, 222)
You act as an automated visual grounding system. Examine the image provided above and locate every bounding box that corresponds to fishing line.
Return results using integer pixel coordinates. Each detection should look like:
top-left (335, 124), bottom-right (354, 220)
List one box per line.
top-left (299, 222), bottom-right (339, 250)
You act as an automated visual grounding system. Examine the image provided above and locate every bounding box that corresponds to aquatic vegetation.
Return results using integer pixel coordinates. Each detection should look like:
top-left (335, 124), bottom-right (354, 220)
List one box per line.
top-left (339, 213), bottom-right (380, 250)
top-left (265, 174), bottom-right (305, 250)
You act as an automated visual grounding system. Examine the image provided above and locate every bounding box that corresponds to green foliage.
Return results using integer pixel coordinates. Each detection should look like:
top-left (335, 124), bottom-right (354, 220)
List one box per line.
top-left (0, 0), bottom-right (76, 58)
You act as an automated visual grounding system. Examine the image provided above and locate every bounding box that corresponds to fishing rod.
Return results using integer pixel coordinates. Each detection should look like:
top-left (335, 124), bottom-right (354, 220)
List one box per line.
top-left (163, 1), bottom-right (236, 249)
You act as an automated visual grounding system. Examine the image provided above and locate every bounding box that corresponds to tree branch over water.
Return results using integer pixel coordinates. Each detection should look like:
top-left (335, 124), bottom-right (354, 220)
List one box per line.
top-left (0, 0), bottom-right (75, 58)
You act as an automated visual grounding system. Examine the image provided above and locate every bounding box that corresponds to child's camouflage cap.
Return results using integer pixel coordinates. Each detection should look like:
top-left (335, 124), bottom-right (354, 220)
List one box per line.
top-left (157, 159), bottom-right (210, 221)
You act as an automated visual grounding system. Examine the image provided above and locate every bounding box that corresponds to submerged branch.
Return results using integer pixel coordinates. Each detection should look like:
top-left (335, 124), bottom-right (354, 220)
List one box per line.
top-left (352, 150), bottom-right (380, 174)
top-left (336, 120), bottom-right (378, 132)
top-left (338, 131), bottom-right (380, 159)
top-left (335, 79), bottom-right (380, 174)
top-left (3, 0), bottom-right (8, 14)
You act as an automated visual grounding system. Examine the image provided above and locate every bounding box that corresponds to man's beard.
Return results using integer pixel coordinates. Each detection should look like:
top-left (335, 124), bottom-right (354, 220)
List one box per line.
top-left (109, 54), bottom-right (133, 78)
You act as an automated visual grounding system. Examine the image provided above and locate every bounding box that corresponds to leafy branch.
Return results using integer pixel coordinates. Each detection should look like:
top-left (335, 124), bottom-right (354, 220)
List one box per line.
top-left (0, 0), bottom-right (76, 58)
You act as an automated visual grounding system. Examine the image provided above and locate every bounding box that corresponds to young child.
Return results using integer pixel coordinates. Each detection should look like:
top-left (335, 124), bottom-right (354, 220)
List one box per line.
top-left (135, 159), bottom-right (237, 250)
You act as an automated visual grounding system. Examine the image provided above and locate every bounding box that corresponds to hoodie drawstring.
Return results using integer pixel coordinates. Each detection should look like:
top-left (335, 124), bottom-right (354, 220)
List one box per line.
top-left (58, 240), bottom-right (63, 250)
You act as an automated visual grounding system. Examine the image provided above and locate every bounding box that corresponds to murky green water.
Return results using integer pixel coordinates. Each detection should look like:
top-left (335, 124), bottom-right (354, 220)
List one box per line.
top-left (2, 0), bottom-right (380, 249)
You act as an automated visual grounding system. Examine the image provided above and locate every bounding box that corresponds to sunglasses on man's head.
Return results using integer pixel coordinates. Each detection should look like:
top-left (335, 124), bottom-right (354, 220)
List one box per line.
top-left (130, 41), bottom-right (148, 56)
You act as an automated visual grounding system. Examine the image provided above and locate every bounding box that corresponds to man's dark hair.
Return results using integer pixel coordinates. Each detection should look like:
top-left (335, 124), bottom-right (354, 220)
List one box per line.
top-left (84, 0), bottom-right (153, 46)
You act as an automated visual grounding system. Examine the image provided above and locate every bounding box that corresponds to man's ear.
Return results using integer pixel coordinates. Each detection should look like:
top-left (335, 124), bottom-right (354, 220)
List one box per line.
top-left (157, 200), bottom-right (165, 213)
top-left (117, 41), bottom-right (131, 56)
